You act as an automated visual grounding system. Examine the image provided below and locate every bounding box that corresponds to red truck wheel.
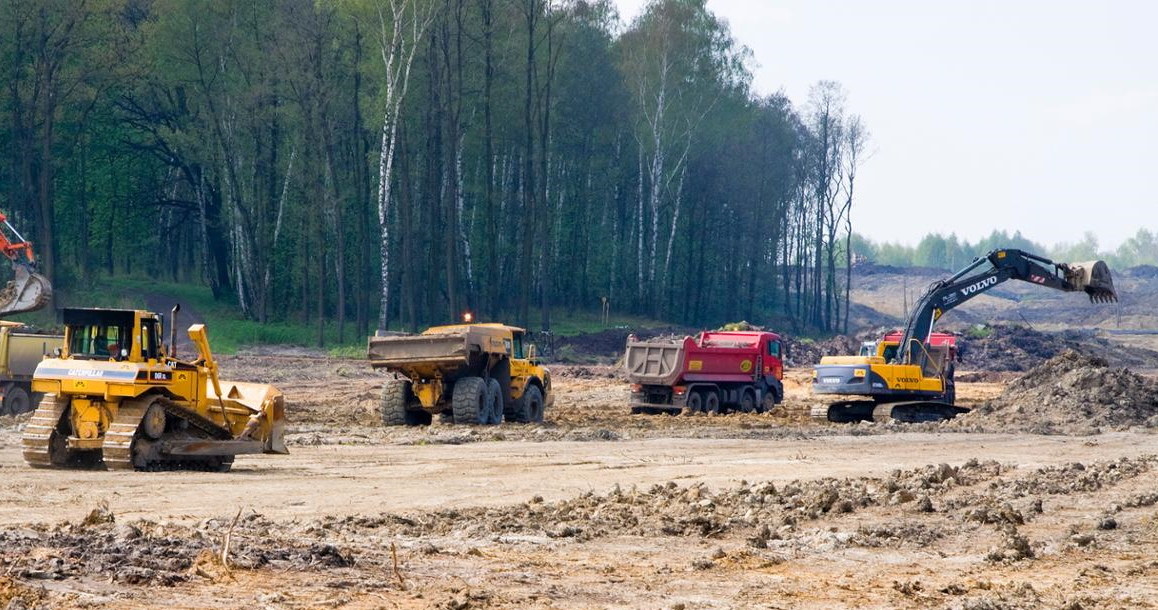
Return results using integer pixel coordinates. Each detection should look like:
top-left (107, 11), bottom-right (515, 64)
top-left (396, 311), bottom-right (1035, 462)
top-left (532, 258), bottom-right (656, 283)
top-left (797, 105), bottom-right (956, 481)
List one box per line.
top-left (739, 390), bottom-right (757, 413)
top-left (685, 392), bottom-right (703, 413)
top-left (704, 392), bottom-right (720, 414)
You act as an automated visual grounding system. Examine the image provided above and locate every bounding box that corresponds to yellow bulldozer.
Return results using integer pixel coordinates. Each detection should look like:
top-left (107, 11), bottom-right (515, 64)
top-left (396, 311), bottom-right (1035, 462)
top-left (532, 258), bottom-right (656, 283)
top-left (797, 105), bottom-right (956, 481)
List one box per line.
top-left (22, 306), bottom-right (287, 471)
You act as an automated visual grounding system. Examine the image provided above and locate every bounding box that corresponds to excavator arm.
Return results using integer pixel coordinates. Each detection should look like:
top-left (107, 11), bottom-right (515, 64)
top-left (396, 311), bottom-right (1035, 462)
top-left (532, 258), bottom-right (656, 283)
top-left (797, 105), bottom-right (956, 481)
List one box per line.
top-left (894, 249), bottom-right (1117, 366)
top-left (0, 212), bottom-right (52, 315)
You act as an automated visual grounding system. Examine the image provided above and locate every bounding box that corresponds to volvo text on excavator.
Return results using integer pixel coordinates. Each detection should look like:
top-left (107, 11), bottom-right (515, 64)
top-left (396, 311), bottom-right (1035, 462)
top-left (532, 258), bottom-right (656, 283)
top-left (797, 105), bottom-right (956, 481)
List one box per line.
top-left (811, 249), bottom-right (1117, 423)
top-left (0, 211), bottom-right (52, 315)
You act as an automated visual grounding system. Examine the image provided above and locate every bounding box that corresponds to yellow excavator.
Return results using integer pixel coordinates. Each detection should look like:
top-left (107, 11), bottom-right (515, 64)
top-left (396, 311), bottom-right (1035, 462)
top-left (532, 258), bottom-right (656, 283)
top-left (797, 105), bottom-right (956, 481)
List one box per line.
top-left (0, 211), bottom-right (52, 315)
top-left (23, 306), bottom-right (287, 471)
top-left (812, 249), bottom-right (1117, 423)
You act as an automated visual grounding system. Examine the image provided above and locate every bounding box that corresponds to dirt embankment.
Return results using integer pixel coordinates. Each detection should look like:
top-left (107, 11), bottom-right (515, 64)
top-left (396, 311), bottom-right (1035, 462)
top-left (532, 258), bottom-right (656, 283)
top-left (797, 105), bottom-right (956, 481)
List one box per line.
top-left (2, 455), bottom-right (1155, 609)
top-left (953, 350), bottom-right (1158, 434)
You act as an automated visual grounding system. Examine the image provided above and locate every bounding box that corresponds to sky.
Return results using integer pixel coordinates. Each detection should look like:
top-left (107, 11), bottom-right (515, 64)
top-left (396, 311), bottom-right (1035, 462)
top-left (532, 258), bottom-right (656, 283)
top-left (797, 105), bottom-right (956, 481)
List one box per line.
top-left (611, 0), bottom-right (1158, 250)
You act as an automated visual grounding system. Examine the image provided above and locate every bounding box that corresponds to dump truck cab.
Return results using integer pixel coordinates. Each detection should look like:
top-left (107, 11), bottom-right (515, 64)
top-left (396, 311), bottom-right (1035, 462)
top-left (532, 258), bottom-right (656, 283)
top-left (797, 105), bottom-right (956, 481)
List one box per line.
top-left (24, 307), bottom-right (287, 471)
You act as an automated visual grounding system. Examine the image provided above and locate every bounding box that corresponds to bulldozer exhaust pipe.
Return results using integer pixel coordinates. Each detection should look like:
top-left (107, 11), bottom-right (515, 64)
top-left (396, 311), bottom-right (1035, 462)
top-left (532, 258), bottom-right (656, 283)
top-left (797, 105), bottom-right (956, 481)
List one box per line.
top-left (170, 304), bottom-right (180, 358)
top-left (1065, 260), bottom-right (1117, 303)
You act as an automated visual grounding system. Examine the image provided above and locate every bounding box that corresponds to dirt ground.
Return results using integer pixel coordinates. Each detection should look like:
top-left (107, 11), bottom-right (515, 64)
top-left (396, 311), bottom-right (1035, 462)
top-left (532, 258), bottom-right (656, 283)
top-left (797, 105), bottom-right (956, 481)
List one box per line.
top-left (1, 348), bottom-right (1157, 610)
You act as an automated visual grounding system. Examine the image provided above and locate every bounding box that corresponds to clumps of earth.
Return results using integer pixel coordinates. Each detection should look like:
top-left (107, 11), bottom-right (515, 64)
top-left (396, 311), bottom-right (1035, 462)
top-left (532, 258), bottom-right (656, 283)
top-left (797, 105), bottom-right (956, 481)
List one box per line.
top-left (1, 457), bottom-right (1153, 596)
top-left (0, 505), bottom-right (353, 587)
top-left (953, 350), bottom-right (1158, 434)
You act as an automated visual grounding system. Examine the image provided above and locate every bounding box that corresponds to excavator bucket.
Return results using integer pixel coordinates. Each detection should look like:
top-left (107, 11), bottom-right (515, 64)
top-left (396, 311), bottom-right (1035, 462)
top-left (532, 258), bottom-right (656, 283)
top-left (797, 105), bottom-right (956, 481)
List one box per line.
top-left (0, 263), bottom-right (52, 315)
top-left (1064, 260), bottom-right (1117, 303)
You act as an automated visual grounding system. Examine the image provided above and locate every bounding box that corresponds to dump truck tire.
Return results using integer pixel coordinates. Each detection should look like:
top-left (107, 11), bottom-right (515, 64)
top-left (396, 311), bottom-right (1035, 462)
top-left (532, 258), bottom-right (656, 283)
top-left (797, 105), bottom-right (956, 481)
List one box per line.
top-left (739, 389), bottom-right (757, 413)
top-left (511, 385), bottom-right (545, 423)
top-left (761, 389), bottom-right (780, 415)
top-left (2, 385), bottom-right (29, 416)
top-left (485, 378), bottom-right (503, 425)
top-left (452, 377), bottom-right (487, 424)
top-left (685, 392), bottom-right (703, 414)
top-left (381, 380), bottom-right (429, 426)
top-left (704, 391), bottom-right (720, 414)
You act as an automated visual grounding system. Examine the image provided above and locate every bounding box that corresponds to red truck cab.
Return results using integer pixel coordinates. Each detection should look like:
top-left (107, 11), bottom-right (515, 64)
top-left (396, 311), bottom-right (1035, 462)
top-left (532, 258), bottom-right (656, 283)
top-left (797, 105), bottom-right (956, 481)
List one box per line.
top-left (624, 330), bottom-right (785, 415)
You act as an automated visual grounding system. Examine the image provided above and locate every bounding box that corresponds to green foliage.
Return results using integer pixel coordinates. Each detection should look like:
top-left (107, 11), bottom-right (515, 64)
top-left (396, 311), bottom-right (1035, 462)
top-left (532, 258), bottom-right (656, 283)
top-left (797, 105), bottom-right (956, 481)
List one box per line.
top-left (0, 0), bottom-right (867, 342)
top-left (858, 228), bottom-right (1158, 273)
top-left (964, 324), bottom-right (993, 340)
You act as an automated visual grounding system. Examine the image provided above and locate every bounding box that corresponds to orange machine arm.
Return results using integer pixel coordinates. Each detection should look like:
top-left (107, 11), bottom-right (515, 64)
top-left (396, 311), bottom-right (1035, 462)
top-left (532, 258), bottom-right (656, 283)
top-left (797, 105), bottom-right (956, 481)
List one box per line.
top-left (0, 212), bottom-right (36, 265)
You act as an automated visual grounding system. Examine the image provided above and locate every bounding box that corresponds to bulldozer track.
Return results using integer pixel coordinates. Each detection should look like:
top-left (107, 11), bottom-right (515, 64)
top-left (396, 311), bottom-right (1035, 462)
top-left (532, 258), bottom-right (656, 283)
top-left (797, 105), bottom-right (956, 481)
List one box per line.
top-left (103, 396), bottom-right (237, 472)
top-left (21, 393), bottom-right (68, 468)
top-left (101, 398), bottom-right (149, 470)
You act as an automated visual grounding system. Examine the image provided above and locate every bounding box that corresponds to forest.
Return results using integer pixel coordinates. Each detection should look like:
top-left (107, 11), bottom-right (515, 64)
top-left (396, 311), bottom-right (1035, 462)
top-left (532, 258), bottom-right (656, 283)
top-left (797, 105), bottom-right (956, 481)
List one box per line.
top-left (1, 0), bottom-right (869, 343)
top-left (856, 229), bottom-right (1158, 274)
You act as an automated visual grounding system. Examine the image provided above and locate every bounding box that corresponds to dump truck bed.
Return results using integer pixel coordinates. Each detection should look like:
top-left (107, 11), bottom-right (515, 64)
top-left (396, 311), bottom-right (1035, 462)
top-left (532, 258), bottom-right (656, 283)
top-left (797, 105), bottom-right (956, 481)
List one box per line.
top-left (368, 334), bottom-right (472, 368)
top-left (368, 324), bottom-right (519, 370)
top-left (625, 332), bottom-right (781, 387)
top-left (0, 327), bottom-right (61, 379)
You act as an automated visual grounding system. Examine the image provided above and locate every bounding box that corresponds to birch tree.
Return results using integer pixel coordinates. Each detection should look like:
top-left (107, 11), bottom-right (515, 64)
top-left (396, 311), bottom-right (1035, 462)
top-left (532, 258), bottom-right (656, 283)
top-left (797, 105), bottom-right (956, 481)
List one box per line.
top-left (617, 0), bottom-right (746, 314)
top-left (368, 0), bottom-right (437, 331)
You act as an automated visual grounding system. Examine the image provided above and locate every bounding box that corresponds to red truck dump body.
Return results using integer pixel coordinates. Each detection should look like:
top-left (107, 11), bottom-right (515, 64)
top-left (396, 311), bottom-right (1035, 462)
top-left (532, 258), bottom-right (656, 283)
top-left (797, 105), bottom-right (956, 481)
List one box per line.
top-left (624, 331), bottom-right (784, 414)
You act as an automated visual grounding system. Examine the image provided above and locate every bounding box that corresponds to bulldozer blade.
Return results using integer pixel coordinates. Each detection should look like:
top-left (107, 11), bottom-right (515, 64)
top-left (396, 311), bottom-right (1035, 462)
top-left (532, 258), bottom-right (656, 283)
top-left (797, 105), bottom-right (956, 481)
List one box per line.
top-left (1066, 260), bottom-right (1117, 303)
top-left (0, 264), bottom-right (52, 315)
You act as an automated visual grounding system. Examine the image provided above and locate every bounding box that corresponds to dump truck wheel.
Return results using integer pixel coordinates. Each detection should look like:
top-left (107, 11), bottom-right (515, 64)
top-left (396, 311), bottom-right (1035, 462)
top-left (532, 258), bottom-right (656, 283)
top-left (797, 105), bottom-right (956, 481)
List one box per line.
top-left (685, 392), bottom-right (703, 414)
top-left (761, 391), bottom-right (779, 415)
top-left (485, 378), bottom-right (504, 425)
top-left (452, 377), bottom-right (486, 424)
top-left (3, 385), bottom-right (29, 416)
top-left (704, 392), bottom-right (720, 414)
top-left (511, 385), bottom-right (544, 423)
top-left (381, 380), bottom-right (420, 426)
top-left (739, 390), bottom-right (757, 413)
top-left (522, 385), bottom-right (544, 423)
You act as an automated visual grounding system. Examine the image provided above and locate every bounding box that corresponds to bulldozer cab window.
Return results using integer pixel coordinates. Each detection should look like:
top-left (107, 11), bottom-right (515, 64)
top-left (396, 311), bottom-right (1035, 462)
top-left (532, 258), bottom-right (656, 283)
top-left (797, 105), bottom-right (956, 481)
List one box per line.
top-left (63, 309), bottom-right (136, 359)
top-left (70, 323), bottom-right (130, 358)
top-left (140, 319), bottom-right (160, 360)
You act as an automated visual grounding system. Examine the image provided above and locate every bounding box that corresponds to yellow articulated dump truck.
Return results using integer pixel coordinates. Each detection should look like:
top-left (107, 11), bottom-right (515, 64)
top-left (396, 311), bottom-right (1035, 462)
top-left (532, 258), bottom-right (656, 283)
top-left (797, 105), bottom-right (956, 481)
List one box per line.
top-left (23, 306), bottom-right (287, 472)
top-left (368, 323), bottom-right (552, 426)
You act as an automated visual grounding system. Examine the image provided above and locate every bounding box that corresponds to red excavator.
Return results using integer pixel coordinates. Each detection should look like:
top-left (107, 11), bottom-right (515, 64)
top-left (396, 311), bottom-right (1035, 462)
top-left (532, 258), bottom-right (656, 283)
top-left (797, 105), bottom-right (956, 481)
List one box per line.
top-left (0, 212), bottom-right (52, 315)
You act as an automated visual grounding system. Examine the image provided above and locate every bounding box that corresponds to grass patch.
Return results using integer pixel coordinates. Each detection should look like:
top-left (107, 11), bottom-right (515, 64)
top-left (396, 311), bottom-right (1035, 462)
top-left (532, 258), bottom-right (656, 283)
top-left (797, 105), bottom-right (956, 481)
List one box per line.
top-left (4, 275), bottom-right (683, 354)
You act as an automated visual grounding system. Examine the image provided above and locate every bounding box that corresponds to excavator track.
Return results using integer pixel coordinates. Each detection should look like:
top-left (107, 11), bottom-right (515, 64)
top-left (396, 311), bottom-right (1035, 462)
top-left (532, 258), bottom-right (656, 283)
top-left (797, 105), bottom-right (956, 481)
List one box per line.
top-left (872, 401), bottom-right (969, 423)
top-left (811, 399), bottom-right (969, 423)
top-left (21, 393), bottom-right (69, 468)
top-left (103, 397), bottom-right (236, 472)
top-left (811, 400), bottom-right (876, 423)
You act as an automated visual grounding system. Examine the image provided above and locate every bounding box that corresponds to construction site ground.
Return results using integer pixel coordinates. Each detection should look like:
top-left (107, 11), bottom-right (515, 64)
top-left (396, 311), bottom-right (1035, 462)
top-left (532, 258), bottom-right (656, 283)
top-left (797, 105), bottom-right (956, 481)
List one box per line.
top-left (2, 346), bottom-right (1157, 610)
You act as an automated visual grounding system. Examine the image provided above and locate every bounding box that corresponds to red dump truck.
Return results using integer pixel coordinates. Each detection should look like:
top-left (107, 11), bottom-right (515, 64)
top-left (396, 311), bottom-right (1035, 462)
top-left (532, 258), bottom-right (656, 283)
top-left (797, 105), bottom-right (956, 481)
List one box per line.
top-left (624, 331), bottom-right (785, 415)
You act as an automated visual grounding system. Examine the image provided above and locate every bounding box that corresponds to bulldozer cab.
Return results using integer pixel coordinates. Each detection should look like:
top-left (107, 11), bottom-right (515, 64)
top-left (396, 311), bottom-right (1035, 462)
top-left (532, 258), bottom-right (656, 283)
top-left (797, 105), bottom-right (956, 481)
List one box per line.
top-left (62, 308), bottom-right (161, 362)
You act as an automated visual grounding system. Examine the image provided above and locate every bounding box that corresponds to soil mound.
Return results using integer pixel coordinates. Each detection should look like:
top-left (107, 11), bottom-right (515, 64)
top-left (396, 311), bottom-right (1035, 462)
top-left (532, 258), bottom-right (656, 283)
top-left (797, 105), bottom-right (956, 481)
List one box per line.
top-left (954, 349), bottom-right (1158, 433)
top-left (553, 326), bottom-right (697, 363)
top-left (784, 335), bottom-right (863, 367)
